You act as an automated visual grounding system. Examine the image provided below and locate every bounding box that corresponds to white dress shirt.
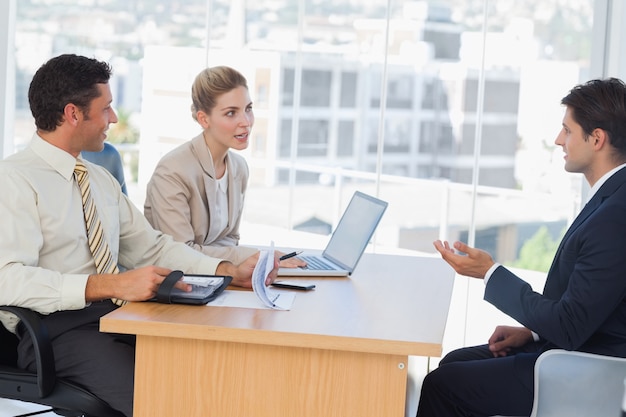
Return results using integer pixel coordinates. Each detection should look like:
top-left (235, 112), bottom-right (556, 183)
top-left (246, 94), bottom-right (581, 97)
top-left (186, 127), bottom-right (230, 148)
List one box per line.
top-left (211, 166), bottom-right (230, 243)
top-left (0, 135), bottom-right (224, 332)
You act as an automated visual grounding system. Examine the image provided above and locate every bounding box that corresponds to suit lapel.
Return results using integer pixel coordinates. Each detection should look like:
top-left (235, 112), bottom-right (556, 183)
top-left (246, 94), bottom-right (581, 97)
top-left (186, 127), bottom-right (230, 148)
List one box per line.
top-left (189, 134), bottom-right (220, 236)
top-left (191, 134), bottom-right (216, 179)
top-left (555, 194), bottom-right (601, 251)
top-left (225, 153), bottom-right (235, 227)
top-left (551, 167), bottom-right (626, 262)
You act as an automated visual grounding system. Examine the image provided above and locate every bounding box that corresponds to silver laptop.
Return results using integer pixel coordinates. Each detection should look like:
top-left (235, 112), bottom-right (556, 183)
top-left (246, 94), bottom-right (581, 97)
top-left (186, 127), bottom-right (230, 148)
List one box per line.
top-left (277, 191), bottom-right (388, 277)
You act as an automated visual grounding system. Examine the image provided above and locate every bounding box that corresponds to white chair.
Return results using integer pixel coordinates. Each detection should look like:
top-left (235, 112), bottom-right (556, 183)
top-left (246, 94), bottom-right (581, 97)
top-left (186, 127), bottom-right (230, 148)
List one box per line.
top-left (405, 355), bottom-right (428, 417)
top-left (408, 350), bottom-right (626, 417)
top-left (528, 349), bottom-right (626, 417)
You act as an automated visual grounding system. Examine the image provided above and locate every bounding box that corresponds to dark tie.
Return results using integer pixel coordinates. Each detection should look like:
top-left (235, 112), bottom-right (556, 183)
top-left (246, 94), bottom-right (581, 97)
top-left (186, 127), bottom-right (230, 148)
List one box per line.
top-left (74, 160), bottom-right (125, 306)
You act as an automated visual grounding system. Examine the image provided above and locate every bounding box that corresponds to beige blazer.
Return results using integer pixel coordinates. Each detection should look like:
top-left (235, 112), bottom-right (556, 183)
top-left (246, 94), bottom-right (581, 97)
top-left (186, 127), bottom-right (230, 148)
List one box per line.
top-left (144, 134), bottom-right (258, 264)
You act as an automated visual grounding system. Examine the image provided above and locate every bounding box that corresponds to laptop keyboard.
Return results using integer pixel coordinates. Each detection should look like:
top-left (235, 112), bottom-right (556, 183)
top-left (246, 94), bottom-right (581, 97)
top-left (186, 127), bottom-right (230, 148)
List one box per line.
top-left (300, 255), bottom-right (336, 270)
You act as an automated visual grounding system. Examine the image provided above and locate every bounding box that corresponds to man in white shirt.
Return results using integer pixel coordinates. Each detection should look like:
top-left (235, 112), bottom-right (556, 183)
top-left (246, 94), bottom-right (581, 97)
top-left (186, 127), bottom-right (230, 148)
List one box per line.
top-left (0, 54), bottom-right (276, 417)
top-left (418, 78), bottom-right (626, 416)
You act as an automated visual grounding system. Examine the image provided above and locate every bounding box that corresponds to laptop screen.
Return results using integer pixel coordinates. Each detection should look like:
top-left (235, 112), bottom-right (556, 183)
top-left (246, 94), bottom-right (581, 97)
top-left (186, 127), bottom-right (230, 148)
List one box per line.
top-left (322, 191), bottom-right (388, 272)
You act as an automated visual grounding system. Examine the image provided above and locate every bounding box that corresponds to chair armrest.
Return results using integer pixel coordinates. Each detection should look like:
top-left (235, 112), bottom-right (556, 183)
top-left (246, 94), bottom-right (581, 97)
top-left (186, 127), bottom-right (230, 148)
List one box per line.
top-left (0, 306), bottom-right (55, 397)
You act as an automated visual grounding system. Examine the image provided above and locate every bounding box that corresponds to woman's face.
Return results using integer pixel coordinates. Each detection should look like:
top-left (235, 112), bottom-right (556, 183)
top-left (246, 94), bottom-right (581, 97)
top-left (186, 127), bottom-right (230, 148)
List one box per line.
top-left (201, 85), bottom-right (254, 154)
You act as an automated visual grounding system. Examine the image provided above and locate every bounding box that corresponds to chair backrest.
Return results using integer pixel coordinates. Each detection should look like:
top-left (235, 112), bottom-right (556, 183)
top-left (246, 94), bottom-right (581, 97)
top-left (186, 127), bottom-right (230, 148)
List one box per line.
top-left (0, 307), bottom-right (126, 417)
top-left (530, 349), bottom-right (626, 417)
top-left (0, 322), bottom-right (18, 366)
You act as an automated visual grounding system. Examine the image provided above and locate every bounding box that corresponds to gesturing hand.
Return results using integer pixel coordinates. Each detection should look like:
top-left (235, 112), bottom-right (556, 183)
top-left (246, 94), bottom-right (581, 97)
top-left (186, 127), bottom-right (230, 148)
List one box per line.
top-left (433, 240), bottom-right (495, 279)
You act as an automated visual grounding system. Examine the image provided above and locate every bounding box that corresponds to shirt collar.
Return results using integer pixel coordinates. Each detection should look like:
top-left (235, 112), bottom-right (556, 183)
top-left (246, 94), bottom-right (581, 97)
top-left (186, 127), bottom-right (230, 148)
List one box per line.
top-left (586, 162), bottom-right (626, 203)
top-left (29, 133), bottom-right (80, 181)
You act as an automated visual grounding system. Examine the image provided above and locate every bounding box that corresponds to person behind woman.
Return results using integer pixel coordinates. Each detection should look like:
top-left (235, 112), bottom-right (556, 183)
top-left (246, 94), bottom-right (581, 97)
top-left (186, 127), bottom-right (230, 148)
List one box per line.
top-left (144, 66), bottom-right (304, 267)
top-left (83, 142), bottom-right (127, 195)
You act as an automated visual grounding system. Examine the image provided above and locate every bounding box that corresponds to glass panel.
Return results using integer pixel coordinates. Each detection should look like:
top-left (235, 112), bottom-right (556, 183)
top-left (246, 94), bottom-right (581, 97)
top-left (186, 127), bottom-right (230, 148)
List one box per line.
top-left (337, 120), bottom-right (354, 156)
top-left (281, 68), bottom-right (295, 106)
top-left (442, 0), bottom-right (594, 349)
top-left (12, 0), bottom-right (595, 262)
top-left (339, 71), bottom-right (357, 108)
top-left (300, 69), bottom-right (332, 107)
top-left (7, 0), bottom-right (600, 355)
top-left (297, 119), bottom-right (329, 157)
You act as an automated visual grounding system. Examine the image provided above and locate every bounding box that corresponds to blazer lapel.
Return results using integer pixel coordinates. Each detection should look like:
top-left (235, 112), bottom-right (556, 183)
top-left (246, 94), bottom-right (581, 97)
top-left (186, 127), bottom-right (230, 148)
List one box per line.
top-left (190, 133), bottom-right (216, 179)
top-left (189, 134), bottom-right (220, 234)
top-left (551, 167), bottom-right (626, 262)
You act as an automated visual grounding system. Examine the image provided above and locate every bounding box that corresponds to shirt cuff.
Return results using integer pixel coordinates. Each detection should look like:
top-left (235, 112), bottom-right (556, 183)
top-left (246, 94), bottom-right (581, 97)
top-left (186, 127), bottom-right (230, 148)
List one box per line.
top-left (61, 274), bottom-right (89, 310)
top-left (531, 331), bottom-right (540, 342)
top-left (483, 262), bottom-right (501, 285)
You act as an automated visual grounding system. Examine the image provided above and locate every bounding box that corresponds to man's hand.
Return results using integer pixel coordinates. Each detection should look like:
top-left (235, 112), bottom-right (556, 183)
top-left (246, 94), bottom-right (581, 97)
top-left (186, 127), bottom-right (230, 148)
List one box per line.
top-left (433, 240), bottom-right (495, 279)
top-left (85, 265), bottom-right (191, 302)
top-left (487, 325), bottom-right (534, 357)
top-left (216, 252), bottom-right (280, 288)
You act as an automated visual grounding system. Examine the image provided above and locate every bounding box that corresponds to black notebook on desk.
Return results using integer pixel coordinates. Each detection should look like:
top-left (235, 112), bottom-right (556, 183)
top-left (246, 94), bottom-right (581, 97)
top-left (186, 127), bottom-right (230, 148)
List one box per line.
top-left (150, 271), bottom-right (232, 305)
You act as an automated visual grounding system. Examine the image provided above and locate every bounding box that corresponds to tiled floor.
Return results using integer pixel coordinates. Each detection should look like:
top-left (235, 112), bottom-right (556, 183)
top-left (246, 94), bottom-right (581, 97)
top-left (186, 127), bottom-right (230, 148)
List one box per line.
top-left (0, 398), bottom-right (58, 417)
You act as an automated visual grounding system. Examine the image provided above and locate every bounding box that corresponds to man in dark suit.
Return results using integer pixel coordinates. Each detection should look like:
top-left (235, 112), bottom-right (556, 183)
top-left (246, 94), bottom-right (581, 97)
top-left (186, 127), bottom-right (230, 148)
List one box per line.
top-left (418, 77), bottom-right (626, 416)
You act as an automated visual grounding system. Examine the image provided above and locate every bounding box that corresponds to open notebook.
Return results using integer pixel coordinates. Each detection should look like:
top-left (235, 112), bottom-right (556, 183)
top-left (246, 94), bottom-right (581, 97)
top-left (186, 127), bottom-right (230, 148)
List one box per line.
top-left (277, 191), bottom-right (388, 277)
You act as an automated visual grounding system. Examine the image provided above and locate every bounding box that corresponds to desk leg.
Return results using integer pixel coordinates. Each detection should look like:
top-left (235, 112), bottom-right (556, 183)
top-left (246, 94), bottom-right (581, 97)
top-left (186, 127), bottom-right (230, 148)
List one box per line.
top-left (133, 335), bottom-right (408, 417)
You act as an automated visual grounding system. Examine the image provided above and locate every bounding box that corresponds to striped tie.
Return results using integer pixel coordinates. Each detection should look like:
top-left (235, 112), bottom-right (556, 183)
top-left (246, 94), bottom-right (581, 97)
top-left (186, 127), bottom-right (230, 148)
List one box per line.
top-left (74, 161), bottom-right (126, 306)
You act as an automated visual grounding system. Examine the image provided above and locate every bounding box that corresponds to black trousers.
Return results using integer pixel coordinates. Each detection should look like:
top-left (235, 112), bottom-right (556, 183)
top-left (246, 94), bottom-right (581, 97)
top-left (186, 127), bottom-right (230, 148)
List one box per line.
top-left (17, 301), bottom-right (136, 417)
top-left (416, 342), bottom-right (543, 417)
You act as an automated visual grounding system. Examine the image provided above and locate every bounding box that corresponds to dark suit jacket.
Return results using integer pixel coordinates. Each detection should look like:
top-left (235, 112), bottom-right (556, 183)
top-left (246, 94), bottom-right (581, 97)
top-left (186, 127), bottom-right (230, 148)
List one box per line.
top-left (485, 166), bottom-right (626, 358)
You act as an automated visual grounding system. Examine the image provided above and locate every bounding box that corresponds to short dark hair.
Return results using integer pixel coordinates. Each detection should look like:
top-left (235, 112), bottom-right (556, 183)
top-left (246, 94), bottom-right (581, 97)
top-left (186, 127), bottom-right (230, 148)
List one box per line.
top-left (561, 78), bottom-right (626, 156)
top-left (28, 54), bottom-right (112, 132)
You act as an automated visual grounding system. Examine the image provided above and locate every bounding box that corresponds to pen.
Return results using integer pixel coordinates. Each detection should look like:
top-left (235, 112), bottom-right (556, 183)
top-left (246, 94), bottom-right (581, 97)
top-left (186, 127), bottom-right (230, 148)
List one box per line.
top-left (279, 251), bottom-right (303, 261)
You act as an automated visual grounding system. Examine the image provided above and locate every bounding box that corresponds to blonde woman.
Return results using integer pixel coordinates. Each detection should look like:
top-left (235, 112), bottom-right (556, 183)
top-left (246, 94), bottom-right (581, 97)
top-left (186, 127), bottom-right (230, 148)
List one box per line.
top-left (145, 66), bottom-right (304, 267)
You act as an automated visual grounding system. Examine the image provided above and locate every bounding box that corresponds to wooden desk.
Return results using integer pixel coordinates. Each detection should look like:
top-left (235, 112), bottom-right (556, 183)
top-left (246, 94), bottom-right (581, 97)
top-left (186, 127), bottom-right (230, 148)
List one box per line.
top-left (100, 253), bottom-right (454, 417)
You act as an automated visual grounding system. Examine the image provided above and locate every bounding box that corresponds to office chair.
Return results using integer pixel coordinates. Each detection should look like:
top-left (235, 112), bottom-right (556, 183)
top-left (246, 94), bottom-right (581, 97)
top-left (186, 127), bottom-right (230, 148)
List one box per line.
top-left (0, 305), bottom-right (125, 417)
top-left (528, 349), bottom-right (626, 417)
top-left (489, 349), bottom-right (626, 417)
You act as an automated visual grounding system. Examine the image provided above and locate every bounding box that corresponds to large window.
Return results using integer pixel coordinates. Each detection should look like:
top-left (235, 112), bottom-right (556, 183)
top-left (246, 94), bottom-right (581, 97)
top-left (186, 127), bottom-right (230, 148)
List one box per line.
top-left (6, 0), bottom-right (624, 350)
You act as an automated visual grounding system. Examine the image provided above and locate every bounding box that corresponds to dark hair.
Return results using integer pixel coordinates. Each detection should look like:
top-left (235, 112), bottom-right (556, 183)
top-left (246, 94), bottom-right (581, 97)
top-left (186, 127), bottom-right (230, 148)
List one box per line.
top-left (28, 54), bottom-right (112, 131)
top-left (561, 78), bottom-right (626, 157)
